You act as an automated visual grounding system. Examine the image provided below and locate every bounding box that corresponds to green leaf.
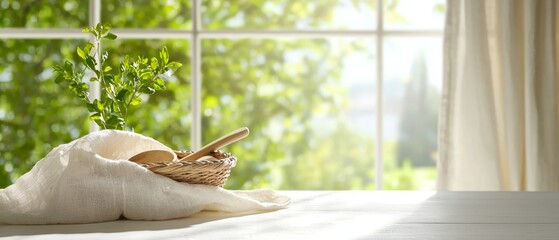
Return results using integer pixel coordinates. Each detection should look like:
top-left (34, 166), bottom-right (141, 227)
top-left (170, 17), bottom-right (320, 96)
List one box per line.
top-left (53, 65), bottom-right (63, 72)
top-left (104, 66), bottom-right (112, 72)
top-left (165, 62), bottom-right (182, 75)
top-left (106, 114), bottom-right (125, 129)
top-left (76, 47), bottom-right (86, 59)
top-left (154, 78), bottom-right (165, 88)
top-left (83, 42), bottom-right (94, 53)
top-left (86, 102), bottom-right (96, 112)
top-left (123, 84), bottom-right (134, 91)
top-left (127, 72), bottom-right (137, 82)
top-left (140, 71), bottom-right (153, 80)
top-left (80, 82), bottom-right (89, 91)
top-left (160, 46), bottom-right (169, 64)
top-left (116, 89), bottom-right (128, 101)
top-left (100, 25), bottom-right (111, 35)
top-left (83, 26), bottom-right (98, 37)
top-left (90, 77), bottom-right (98, 82)
top-left (85, 56), bottom-right (96, 70)
top-left (104, 74), bottom-right (114, 84)
top-left (150, 57), bottom-right (159, 70)
top-left (89, 113), bottom-right (102, 121)
top-left (113, 75), bottom-right (122, 84)
top-left (64, 60), bottom-right (73, 71)
top-left (94, 119), bottom-right (105, 128)
top-left (152, 83), bottom-right (165, 91)
top-left (93, 99), bottom-right (104, 111)
top-left (167, 62), bottom-right (182, 68)
top-left (130, 97), bottom-right (142, 106)
top-left (103, 32), bottom-right (117, 40)
top-left (54, 75), bottom-right (65, 84)
top-left (95, 23), bottom-right (103, 32)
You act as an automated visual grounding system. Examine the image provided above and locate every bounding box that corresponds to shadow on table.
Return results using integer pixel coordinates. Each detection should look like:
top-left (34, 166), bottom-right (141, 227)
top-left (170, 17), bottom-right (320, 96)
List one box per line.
top-left (0, 210), bottom-right (273, 237)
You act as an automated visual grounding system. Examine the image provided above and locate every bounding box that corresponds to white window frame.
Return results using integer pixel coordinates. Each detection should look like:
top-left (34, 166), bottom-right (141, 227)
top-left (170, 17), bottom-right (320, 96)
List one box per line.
top-left (0, 0), bottom-right (443, 190)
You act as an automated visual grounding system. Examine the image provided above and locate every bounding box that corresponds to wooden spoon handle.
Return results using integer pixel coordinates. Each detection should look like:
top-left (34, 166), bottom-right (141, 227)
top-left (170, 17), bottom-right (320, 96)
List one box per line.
top-left (180, 127), bottom-right (249, 161)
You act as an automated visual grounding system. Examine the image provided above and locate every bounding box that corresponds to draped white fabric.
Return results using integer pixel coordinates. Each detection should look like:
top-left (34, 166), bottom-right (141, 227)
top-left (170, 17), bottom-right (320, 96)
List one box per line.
top-left (0, 130), bottom-right (290, 224)
top-left (438, 0), bottom-right (559, 190)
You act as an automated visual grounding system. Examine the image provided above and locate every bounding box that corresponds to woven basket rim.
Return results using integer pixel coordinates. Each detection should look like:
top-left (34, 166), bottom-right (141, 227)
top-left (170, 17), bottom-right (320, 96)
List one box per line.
top-left (140, 155), bottom-right (236, 168)
top-left (132, 149), bottom-right (236, 187)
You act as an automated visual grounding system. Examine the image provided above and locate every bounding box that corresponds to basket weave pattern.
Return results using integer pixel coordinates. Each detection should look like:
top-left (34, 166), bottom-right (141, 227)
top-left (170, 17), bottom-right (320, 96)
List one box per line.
top-left (138, 151), bottom-right (237, 187)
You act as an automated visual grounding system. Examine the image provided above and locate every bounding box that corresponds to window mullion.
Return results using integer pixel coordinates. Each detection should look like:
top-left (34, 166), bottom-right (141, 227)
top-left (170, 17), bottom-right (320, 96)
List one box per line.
top-left (88, 0), bottom-right (101, 132)
top-left (375, 0), bottom-right (384, 190)
top-left (191, 0), bottom-right (202, 149)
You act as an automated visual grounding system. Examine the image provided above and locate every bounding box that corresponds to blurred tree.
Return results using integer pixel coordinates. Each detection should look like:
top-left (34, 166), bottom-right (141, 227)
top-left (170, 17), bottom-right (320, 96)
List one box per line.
top-left (201, 38), bottom-right (374, 189)
top-left (0, 0), bottom-right (86, 28)
top-left (101, 0), bottom-right (191, 29)
top-left (0, 0), bottom-right (437, 190)
top-left (0, 1), bottom-right (90, 187)
top-left (396, 53), bottom-right (439, 167)
top-left (0, 39), bottom-right (89, 187)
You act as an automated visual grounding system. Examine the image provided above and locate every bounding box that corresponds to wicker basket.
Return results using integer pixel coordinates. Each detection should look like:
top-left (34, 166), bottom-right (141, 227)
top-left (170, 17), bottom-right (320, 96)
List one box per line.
top-left (135, 150), bottom-right (237, 187)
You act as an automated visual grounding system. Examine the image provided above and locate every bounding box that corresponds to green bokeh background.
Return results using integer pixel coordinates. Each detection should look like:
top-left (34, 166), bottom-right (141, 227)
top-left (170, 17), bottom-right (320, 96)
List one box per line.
top-left (0, 0), bottom-right (442, 190)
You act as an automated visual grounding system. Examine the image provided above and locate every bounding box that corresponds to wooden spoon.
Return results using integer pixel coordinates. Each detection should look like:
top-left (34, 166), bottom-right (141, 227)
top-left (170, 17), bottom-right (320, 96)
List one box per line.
top-left (129, 149), bottom-right (175, 164)
top-left (180, 127), bottom-right (249, 161)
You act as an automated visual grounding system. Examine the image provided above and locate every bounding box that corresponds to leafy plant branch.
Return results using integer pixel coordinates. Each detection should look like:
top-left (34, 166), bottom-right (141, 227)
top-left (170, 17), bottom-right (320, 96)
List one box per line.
top-left (53, 23), bottom-right (182, 130)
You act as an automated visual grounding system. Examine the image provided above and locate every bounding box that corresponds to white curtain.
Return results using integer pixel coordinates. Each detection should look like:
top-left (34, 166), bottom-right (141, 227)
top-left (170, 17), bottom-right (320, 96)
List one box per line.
top-left (438, 0), bottom-right (559, 190)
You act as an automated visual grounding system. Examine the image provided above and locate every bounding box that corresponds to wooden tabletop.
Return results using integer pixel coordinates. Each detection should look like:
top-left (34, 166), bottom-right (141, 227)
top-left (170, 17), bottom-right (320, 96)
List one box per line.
top-left (2, 191), bottom-right (559, 239)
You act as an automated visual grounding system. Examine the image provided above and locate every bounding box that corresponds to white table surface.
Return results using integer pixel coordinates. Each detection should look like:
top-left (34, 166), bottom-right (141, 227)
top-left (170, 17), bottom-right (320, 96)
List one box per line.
top-left (2, 191), bottom-right (559, 239)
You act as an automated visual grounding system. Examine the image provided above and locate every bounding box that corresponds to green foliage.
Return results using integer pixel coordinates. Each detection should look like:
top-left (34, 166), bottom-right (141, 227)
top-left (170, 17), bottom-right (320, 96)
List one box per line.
top-left (396, 53), bottom-right (439, 167)
top-left (277, 123), bottom-right (376, 190)
top-left (384, 160), bottom-right (436, 190)
top-left (0, 0), bottom-right (87, 28)
top-left (101, 39), bottom-right (192, 150)
top-left (201, 38), bottom-right (373, 190)
top-left (53, 23), bottom-right (182, 130)
top-left (0, 39), bottom-right (89, 187)
top-left (101, 0), bottom-right (192, 29)
top-left (1, 0), bottom-right (442, 190)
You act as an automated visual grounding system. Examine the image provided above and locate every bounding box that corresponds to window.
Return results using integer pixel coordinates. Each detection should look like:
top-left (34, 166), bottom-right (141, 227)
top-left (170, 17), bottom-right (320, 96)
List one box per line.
top-left (0, 0), bottom-right (445, 190)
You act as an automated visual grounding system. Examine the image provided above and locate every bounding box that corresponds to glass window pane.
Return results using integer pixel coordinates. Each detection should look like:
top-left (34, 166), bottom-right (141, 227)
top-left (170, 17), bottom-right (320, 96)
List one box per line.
top-left (202, 1), bottom-right (376, 30)
top-left (384, 0), bottom-right (445, 30)
top-left (102, 0), bottom-right (192, 29)
top-left (103, 39), bottom-right (191, 149)
top-left (202, 39), bottom-right (376, 190)
top-left (383, 37), bottom-right (442, 190)
top-left (0, 0), bottom-right (87, 28)
top-left (0, 39), bottom-right (89, 188)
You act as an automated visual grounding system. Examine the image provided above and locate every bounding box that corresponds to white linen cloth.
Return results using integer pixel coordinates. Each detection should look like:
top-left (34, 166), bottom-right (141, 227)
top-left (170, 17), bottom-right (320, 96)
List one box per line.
top-left (438, 0), bottom-right (559, 190)
top-left (0, 130), bottom-right (290, 224)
